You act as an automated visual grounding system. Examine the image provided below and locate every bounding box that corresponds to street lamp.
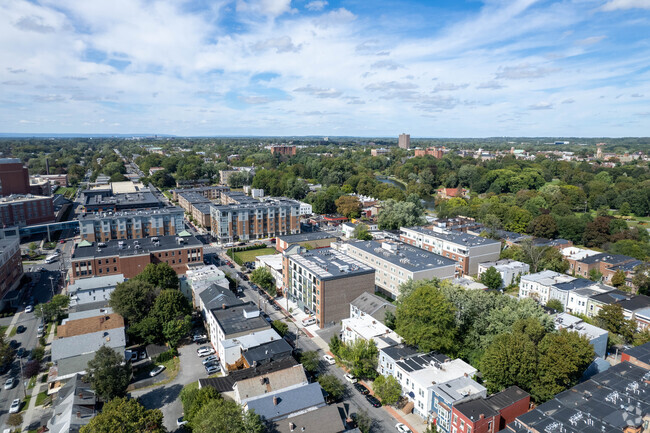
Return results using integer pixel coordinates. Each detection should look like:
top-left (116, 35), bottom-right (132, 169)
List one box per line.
top-left (48, 276), bottom-right (56, 298)
top-left (18, 357), bottom-right (26, 398)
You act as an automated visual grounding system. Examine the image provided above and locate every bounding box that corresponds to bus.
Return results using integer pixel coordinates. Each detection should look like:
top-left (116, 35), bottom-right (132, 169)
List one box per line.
top-left (44, 254), bottom-right (58, 264)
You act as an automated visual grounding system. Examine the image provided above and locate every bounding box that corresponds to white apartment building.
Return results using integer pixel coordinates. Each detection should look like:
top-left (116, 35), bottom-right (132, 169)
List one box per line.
top-left (400, 227), bottom-right (501, 276)
top-left (334, 240), bottom-right (456, 299)
top-left (340, 315), bottom-right (402, 350)
top-left (477, 259), bottom-right (530, 288)
top-left (518, 270), bottom-right (574, 304)
top-left (298, 201), bottom-right (313, 216)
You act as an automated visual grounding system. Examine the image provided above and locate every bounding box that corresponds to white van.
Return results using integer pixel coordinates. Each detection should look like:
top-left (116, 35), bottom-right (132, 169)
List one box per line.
top-left (302, 317), bottom-right (316, 326)
top-left (44, 255), bottom-right (58, 264)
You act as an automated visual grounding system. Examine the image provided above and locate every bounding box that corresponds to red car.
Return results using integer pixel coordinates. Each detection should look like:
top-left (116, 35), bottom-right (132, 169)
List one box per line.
top-left (59, 240), bottom-right (65, 244)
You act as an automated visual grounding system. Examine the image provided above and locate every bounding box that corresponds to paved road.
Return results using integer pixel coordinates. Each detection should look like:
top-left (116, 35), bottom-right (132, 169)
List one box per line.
top-left (130, 343), bottom-right (213, 432)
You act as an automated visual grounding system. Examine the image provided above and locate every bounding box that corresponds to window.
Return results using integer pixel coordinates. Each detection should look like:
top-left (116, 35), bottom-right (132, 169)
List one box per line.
top-left (460, 420), bottom-right (465, 430)
top-left (467, 426), bottom-right (472, 433)
top-left (453, 414), bottom-right (458, 425)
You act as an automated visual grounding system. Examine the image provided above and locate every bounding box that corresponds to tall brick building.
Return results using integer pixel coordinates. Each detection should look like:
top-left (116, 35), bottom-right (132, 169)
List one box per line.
top-left (0, 236), bottom-right (23, 308)
top-left (78, 207), bottom-right (185, 242)
top-left (270, 145), bottom-right (297, 156)
top-left (0, 195), bottom-right (55, 227)
top-left (0, 158), bottom-right (30, 196)
top-left (210, 199), bottom-right (301, 243)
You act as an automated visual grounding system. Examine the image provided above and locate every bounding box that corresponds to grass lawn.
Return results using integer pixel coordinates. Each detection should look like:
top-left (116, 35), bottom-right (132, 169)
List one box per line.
top-left (35, 390), bottom-right (49, 406)
top-left (0, 325), bottom-right (7, 337)
top-left (54, 186), bottom-right (77, 200)
top-left (233, 247), bottom-right (277, 263)
top-left (162, 190), bottom-right (173, 201)
top-left (21, 394), bottom-right (32, 411)
top-left (28, 376), bottom-right (37, 389)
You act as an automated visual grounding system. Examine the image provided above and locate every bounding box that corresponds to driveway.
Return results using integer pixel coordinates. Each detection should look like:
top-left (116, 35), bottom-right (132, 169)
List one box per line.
top-left (130, 343), bottom-right (211, 432)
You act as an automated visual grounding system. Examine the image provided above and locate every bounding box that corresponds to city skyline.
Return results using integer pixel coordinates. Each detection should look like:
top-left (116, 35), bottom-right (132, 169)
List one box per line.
top-left (1, 0), bottom-right (649, 137)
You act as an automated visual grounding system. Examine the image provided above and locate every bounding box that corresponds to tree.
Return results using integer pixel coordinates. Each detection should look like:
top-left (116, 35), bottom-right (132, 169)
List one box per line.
top-left (377, 199), bottom-right (425, 230)
top-left (335, 195), bottom-right (362, 219)
top-left (588, 268), bottom-right (603, 282)
top-left (479, 267), bottom-right (503, 291)
top-left (583, 216), bottom-right (612, 247)
top-left (86, 346), bottom-right (132, 401)
top-left (128, 316), bottom-right (162, 344)
top-left (0, 335), bottom-right (13, 370)
top-left (250, 267), bottom-right (275, 293)
top-left (151, 289), bottom-right (192, 324)
top-left (298, 350), bottom-right (320, 373)
top-left (355, 409), bottom-right (372, 433)
top-left (163, 315), bottom-right (192, 348)
top-left (611, 269), bottom-right (627, 288)
top-left (180, 386), bottom-right (221, 424)
top-left (35, 294), bottom-right (70, 323)
top-left (271, 320), bottom-right (289, 337)
top-left (528, 214), bottom-right (558, 239)
top-left (109, 280), bottom-right (158, 323)
top-left (318, 374), bottom-right (346, 401)
top-left (136, 263), bottom-right (179, 290)
top-left (192, 398), bottom-right (264, 433)
top-left (353, 223), bottom-right (373, 240)
top-left (338, 339), bottom-right (379, 379)
top-left (595, 304), bottom-right (636, 342)
top-left (633, 264), bottom-right (650, 295)
top-left (80, 397), bottom-right (165, 433)
top-left (372, 374), bottom-right (402, 406)
top-left (7, 413), bottom-right (23, 427)
top-left (329, 335), bottom-right (342, 357)
top-left (384, 310), bottom-right (396, 330)
top-left (546, 299), bottom-right (564, 312)
top-left (23, 359), bottom-right (40, 378)
top-left (395, 284), bottom-right (456, 353)
top-left (619, 202), bottom-right (632, 216)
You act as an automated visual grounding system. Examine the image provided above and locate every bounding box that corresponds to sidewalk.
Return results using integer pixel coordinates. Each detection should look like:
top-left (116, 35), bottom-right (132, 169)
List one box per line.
top-left (21, 320), bottom-right (57, 431)
top-left (4, 311), bottom-right (22, 337)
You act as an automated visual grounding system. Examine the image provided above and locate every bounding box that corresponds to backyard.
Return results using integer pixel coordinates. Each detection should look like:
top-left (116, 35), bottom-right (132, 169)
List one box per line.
top-left (232, 247), bottom-right (277, 264)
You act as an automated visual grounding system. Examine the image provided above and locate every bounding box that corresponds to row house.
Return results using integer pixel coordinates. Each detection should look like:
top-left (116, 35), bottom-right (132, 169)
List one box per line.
top-left (587, 290), bottom-right (650, 330)
top-left (572, 252), bottom-right (636, 280)
top-left (451, 386), bottom-right (530, 433)
top-left (477, 259), bottom-right (529, 289)
top-left (400, 227), bottom-right (501, 276)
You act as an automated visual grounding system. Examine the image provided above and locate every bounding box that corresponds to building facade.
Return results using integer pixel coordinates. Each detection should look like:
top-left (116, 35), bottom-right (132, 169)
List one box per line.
top-left (0, 237), bottom-right (23, 307)
top-left (0, 194), bottom-right (55, 227)
top-left (270, 145), bottom-right (297, 156)
top-left (69, 235), bottom-right (203, 282)
top-left (400, 227), bottom-right (501, 276)
top-left (282, 247), bottom-right (375, 328)
top-left (210, 199), bottom-right (301, 243)
top-left (0, 158), bottom-right (30, 196)
top-left (477, 259), bottom-right (530, 288)
top-left (334, 240), bottom-right (456, 299)
top-left (78, 208), bottom-right (185, 242)
top-left (398, 133), bottom-right (411, 149)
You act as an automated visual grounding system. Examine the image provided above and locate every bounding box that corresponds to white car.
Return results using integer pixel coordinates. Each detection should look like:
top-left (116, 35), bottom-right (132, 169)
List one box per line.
top-left (396, 423), bottom-right (412, 433)
top-left (323, 355), bottom-right (336, 365)
top-left (4, 378), bottom-right (15, 390)
top-left (25, 305), bottom-right (34, 313)
top-left (344, 373), bottom-right (357, 383)
top-left (149, 365), bottom-right (165, 377)
top-left (9, 399), bottom-right (20, 413)
top-left (197, 346), bottom-right (215, 357)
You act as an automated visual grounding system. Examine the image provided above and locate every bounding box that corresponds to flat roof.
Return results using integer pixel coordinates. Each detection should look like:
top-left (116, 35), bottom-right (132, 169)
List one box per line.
top-left (211, 198), bottom-right (300, 212)
top-left (579, 253), bottom-right (635, 265)
top-left (554, 313), bottom-right (608, 340)
top-left (277, 231), bottom-right (339, 244)
top-left (71, 235), bottom-right (203, 260)
top-left (0, 194), bottom-right (51, 203)
top-left (347, 240), bottom-right (456, 271)
top-left (395, 352), bottom-right (451, 374)
top-left (212, 302), bottom-right (270, 336)
top-left (402, 227), bottom-right (501, 247)
top-left (51, 327), bottom-right (125, 361)
top-left (78, 207), bottom-right (183, 220)
top-left (178, 191), bottom-right (211, 204)
top-left (622, 342), bottom-right (650, 365)
top-left (288, 248), bottom-right (374, 281)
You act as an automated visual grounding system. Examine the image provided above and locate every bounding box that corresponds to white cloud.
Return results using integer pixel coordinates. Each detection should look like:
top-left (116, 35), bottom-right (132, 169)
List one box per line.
top-left (237, 0), bottom-right (294, 17)
top-left (495, 63), bottom-right (560, 80)
top-left (293, 85), bottom-right (342, 98)
top-left (251, 36), bottom-right (302, 53)
top-left (602, 0), bottom-right (650, 11)
top-left (575, 35), bottom-right (606, 45)
top-left (528, 102), bottom-right (553, 110)
top-left (305, 1), bottom-right (327, 12)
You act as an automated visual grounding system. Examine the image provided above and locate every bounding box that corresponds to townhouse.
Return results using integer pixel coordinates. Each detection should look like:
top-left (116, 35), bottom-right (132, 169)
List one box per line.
top-left (451, 386), bottom-right (530, 433)
top-left (477, 259), bottom-right (530, 288)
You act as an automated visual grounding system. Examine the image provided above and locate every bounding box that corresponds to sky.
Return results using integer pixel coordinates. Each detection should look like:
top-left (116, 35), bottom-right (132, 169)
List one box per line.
top-left (1, 0), bottom-right (649, 137)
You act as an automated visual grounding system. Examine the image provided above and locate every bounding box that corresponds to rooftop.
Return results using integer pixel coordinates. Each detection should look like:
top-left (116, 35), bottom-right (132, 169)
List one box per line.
top-left (454, 398), bottom-right (498, 423)
top-left (342, 315), bottom-right (401, 343)
top-left (78, 207), bottom-right (183, 220)
top-left (381, 344), bottom-right (422, 362)
top-left (478, 259), bottom-right (529, 271)
top-left (198, 357), bottom-right (298, 393)
top-left (212, 302), bottom-right (270, 336)
top-left (51, 327), bottom-right (125, 361)
top-left (277, 231), bottom-right (339, 244)
top-left (192, 203), bottom-right (212, 214)
top-left (71, 235), bottom-right (203, 260)
top-left (579, 253), bottom-right (636, 265)
top-left (402, 226), bottom-right (501, 247)
top-left (452, 277), bottom-right (487, 290)
top-left (431, 376), bottom-right (486, 404)
top-left (0, 194), bottom-right (51, 203)
top-left (554, 313), bottom-right (608, 341)
top-left (347, 240), bottom-right (457, 272)
top-left (242, 339), bottom-right (294, 366)
top-left (521, 270), bottom-right (573, 286)
top-left (234, 364), bottom-right (307, 403)
top-left (222, 328), bottom-right (283, 351)
top-left (623, 342), bottom-right (650, 366)
top-left (67, 308), bottom-right (113, 321)
top-left (551, 277), bottom-right (595, 292)
top-left (486, 385), bottom-right (529, 411)
top-left (212, 197), bottom-right (300, 212)
top-left (287, 247), bottom-right (374, 281)
top-left (350, 291), bottom-right (397, 323)
top-left (395, 352), bottom-right (452, 374)
top-left (244, 382), bottom-right (326, 422)
top-left (58, 313), bottom-right (125, 338)
top-left (197, 282), bottom-right (240, 311)
top-left (409, 358), bottom-right (477, 390)
top-left (178, 191), bottom-right (211, 204)
top-left (67, 274), bottom-right (125, 294)
top-left (82, 188), bottom-right (162, 209)
top-left (269, 404), bottom-right (347, 433)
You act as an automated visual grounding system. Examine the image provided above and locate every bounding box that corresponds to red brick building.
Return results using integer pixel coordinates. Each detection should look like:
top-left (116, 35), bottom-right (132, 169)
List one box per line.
top-left (0, 158), bottom-right (30, 196)
top-left (0, 195), bottom-right (55, 227)
top-left (451, 386), bottom-right (530, 433)
top-left (270, 145), bottom-right (297, 156)
top-left (69, 235), bottom-right (203, 283)
top-left (0, 237), bottom-right (24, 307)
top-left (414, 147), bottom-right (445, 158)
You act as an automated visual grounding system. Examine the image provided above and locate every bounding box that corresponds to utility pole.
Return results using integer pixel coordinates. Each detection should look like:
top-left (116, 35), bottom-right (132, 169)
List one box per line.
top-left (49, 276), bottom-right (55, 298)
top-left (18, 357), bottom-right (26, 398)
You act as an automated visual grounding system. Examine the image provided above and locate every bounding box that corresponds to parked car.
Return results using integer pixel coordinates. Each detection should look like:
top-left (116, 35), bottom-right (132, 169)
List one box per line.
top-left (16, 348), bottom-right (25, 358)
top-left (344, 373), bottom-right (357, 383)
top-left (202, 355), bottom-right (219, 365)
top-left (9, 399), bottom-right (20, 413)
top-left (205, 365), bottom-right (220, 375)
top-left (353, 383), bottom-right (370, 395)
top-left (139, 351), bottom-right (147, 360)
top-left (197, 346), bottom-right (215, 357)
top-left (16, 325), bottom-right (26, 334)
top-left (126, 351), bottom-right (138, 362)
top-left (366, 395), bottom-right (382, 408)
top-left (396, 423), bottom-right (412, 433)
top-left (323, 355), bottom-right (336, 365)
top-left (24, 305), bottom-right (33, 313)
top-left (149, 365), bottom-right (165, 377)
top-left (177, 417), bottom-right (188, 427)
top-left (4, 378), bottom-right (15, 390)
top-left (193, 334), bottom-right (207, 342)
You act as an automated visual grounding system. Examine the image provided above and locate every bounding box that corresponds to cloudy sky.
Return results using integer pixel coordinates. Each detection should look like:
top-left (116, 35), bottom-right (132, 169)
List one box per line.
top-left (1, 0), bottom-right (649, 137)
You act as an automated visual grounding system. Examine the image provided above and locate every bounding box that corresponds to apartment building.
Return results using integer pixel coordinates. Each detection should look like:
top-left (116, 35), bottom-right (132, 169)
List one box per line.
top-left (566, 283), bottom-right (614, 316)
top-left (587, 290), bottom-right (650, 329)
top-left (177, 191), bottom-right (211, 213)
top-left (170, 185), bottom-right (229, 201)
top-left (398, 133), bottom-right (410, 149)
top-left (334, 240), bottom-right (456, 299)
top-left (518, 270), bottom-right (574, 304)
top-left (0, 158), bottom-right (30, 196)
top-left (0, 236), bottom-right (23, 309)
top-left (210, 302), bottom-right (271, 355)
top-left (69, 235), bottom-right (203, 283)
top-left (477, 259), bottom-right (530, 288)
top-left (572, 253), bottom-right (636, 279)
top-left (371, 148), bottom-right (390, 156)
top-left (210, 199), bottom-right (301, 243)
top-left (270, 145), bottom-right (297, 156)
top-left (414, 147), bottom-right (445, 158)
top-left (430, 376), bottom-right (487, 433)
top-left (81, 187), bottom-right (163, 212)
top-left (400, 227), bottom-right (501, 276)
top-left (78, 208), bottom-right (185, 242)
top-left (0, 194), bottom-right (55, 227)
top-left (275, 231), bottom-right (339, 253)
top-left (282, 247), bottom-right (374, 328)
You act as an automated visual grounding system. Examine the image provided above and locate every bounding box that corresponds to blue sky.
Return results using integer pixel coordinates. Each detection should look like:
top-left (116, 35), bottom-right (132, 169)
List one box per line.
top-left (1, 0), bottom-right (649, 137)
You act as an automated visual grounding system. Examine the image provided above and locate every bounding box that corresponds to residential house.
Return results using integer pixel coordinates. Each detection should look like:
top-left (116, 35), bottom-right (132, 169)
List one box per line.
top-left (211, 302), bottom-right (271, 356)
top-left (46, 374), bottom-right (98, 433)
top-left (430, 376), bottom-right (487, 433)
top-left (378, 344), bottom-right (427, 377)
top-left (518, 270), bottom-right (574, 304)
top-left (220, 328), bottom-right (292, 372)
top-left (340, 314), bottom-right (402, 350)
top-left (243, 382), bottom-right (327, 422)
top-left (451, 386), bottom-right (530, 433)
top-left (349, 291), bottom-right (397, 325)
top-left (67, 274), bottom-right (125, 312)
top-left (566, 284), bottom-right (614, 316)
top-left (553, 313), bottom-right (608, 358)
top-left (572, 253), bottom-right (636, 279)
top-left (275, 231), bottom-right (339, 253)
top-left (477, 259), bottom-right (529, 288)
top-left (437, 188), bottom-right (470, 200)
top-left (233, 363), bottom-right (308, 405)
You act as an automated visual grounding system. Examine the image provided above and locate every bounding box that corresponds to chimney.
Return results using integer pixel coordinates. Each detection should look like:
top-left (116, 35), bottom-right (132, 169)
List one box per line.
top-left (77, 411), bottom-right (82, 418)
top-left (480, 414), bottom-right (484, 420)
top-left (273, 396), bottom-right (279, 405)
top-left (290, 423), bottom-right (295, 431)
top-left (222, 303), bottom-right (226, 310)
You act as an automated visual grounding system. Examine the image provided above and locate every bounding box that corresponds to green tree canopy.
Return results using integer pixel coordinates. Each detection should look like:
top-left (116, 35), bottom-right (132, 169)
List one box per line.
top-left (352, 223), bottom-right (373, 240)
top-left (377, 199), bottom-right (426, 230)
top-left (480, 267), bottom-right (503, 291)
top-left (250, 267), bottom-right (275, 292)
top-left (395, 284), bottom-right (456, 353)
top-left (35, 294), bottom-right (70, 323)
top-left (192, 398), bottom-right (264, 433)
top-left (318, 374), bottom-right (346, 401)
top-left (337, 339), bottom-right (379, 379)
top-left (80, 397), bottom-right (165, 433)
top-left (272, 320), bottom-right (289, 337)
top-left (86, 346), bottom-right (132, 401)
top-left (136, 262), bottom-right (180, 290)
top-left (151, 289), bottom-right (192, 324)
top-left (335, 195), bottom-right (362, 218)
top-left (545, 299), bottom-right (564, 312)
top-left (109, 279), bottom-right (158, 323)
top-left (372, 374), bottom-right (402, 406)
top-left (298, 350), bottom-right (320, 373)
